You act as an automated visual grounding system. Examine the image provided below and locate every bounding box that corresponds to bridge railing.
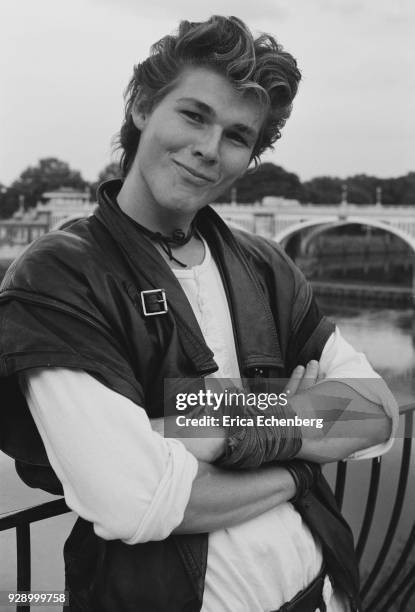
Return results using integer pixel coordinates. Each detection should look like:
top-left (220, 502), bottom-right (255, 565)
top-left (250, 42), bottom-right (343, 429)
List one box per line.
top-left (1, 403), bottom-right (414, 612)
top-left (333, 401), bottom-right (415, 611)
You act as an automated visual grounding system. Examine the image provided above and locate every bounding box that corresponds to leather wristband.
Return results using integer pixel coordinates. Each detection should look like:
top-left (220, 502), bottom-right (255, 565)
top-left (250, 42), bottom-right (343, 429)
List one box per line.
top-left (285, 460), bottom-right (320, 503)
top-left (215, 390), bottom-right (303, 469)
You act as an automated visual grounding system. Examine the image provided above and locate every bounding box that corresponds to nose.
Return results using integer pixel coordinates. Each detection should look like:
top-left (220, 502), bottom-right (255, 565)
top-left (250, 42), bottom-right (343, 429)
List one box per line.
top-left (192, 127), bottom-right (221, 165)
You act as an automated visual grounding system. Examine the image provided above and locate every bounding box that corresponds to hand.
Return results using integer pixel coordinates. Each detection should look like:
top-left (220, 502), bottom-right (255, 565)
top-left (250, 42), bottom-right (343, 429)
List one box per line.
top-left (281, 362), bottom-right (322, 497)
top-left (284, 360), bottom-right (320, 396)
top-left (284, 360), bottom-right (326, 444)
top-left (150, 362), bottom-right (321, 464)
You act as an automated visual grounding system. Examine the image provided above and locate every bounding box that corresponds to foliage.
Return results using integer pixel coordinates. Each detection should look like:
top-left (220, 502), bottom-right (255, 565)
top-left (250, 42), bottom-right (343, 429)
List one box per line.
top-left (0, 186), bottom-right (21, 219)
top-left (219, 165), bottom-right (415, 205)
top-left (89, 162), bottom-right (122, 199)
top-left (5, 158), bottom-right (88, 216)
top-left (301, 176), bottom-right (343, 205)
top-left (301, 173), bottom-right (415, 205)
top-left (1, 157), bottom-right (414, 220)
top-left (216, 162), bottom-right (304, 203)
top-left (97, 162), bottom-right (122, 183)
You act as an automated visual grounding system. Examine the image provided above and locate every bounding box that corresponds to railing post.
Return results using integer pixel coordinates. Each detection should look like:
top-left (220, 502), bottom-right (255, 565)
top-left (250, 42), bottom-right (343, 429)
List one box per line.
top-left (16, 523), bottom-right (31, 612)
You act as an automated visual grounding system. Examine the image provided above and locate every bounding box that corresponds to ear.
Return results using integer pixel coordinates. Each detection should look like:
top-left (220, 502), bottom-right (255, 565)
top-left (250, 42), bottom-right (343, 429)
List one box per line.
top-left (131, 98), bottom-right (148, 130)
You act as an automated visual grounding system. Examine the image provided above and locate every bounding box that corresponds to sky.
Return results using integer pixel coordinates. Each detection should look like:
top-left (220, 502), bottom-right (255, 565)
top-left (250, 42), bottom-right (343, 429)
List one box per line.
top-left (1, 0), bottom-right (414, 186)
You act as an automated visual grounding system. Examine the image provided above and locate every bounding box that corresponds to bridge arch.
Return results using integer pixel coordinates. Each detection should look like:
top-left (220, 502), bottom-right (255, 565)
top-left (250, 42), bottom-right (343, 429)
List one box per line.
top-left (274, 216), bottom-right (415, 255)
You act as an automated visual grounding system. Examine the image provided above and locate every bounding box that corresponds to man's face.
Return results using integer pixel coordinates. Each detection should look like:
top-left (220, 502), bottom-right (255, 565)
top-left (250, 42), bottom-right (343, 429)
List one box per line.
top-left (130, 67), bottom-right (265, 218)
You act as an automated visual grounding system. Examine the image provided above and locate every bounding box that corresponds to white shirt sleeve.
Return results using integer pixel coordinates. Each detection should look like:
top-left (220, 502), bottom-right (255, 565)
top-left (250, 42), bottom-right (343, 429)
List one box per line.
top-left (20, 367), bottom-right (198, 544)
top-left (319, 326), bottom-right (399, 460)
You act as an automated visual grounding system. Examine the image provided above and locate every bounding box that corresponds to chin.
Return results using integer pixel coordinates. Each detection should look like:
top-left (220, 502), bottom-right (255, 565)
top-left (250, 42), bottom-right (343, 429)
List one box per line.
top-left (160, 194), bottom-right (209, 217)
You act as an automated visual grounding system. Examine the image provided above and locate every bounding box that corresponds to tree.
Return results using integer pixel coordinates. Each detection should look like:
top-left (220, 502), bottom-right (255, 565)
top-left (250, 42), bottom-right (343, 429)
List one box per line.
top-left (217, 162), bottom-right (304, 203)
top-left (97, 162), bottom-right (122, 183)
top-left (11, 157), bottom-right (88, 209)
top-left (383, 173), bottom-right (415, 205)
top-left (398, 172), bottom-right (415, 204)
top-left (301, 173), bottom-right (415, 206)
top-left (90, 162), bottom-right (122, 198)
top-left (301, 176), bottom-right (343, 204)
top-left (346, 174), bottom-right (377, 204)
top-left (0, 185), bottom-right (20, 219)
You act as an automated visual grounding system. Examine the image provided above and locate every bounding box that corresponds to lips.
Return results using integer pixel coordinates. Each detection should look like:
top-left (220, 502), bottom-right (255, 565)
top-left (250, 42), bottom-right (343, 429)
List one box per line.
top-left (173, 160), bottom-right (217, 183)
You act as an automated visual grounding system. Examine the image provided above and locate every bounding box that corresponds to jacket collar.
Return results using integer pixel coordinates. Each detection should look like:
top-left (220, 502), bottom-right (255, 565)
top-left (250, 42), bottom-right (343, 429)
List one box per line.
top-left (197, 205), bottom-right (283, 371)
top-left (94, 179), bottom-right (283, 375)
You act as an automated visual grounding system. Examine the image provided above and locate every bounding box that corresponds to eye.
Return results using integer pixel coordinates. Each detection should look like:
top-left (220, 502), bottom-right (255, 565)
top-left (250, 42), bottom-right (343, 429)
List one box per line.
top-left (227, 131), bottom-right (248, 146)
top-left (181, 110), bottom-right (204, 123)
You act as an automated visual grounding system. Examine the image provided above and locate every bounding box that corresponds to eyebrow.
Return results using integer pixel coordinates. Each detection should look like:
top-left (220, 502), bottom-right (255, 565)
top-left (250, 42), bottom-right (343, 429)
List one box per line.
top-left (177, 97), bottom-right (258, 140)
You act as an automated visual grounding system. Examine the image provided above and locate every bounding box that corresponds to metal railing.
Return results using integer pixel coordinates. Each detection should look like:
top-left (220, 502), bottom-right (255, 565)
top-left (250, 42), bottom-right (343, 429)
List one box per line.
top-left (1, 404), bottom-right (414, 611)
top-left (334, 402), bottom-right (415, 611)
top-left (0, 498), bottom-right (71, 612)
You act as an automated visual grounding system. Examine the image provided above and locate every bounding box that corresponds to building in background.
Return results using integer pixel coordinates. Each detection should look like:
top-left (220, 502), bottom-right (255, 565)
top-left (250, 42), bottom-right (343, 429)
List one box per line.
top-left (34, 187), bottom-right (96, 229)
top-left (0, 188), bottom-right (96, 262)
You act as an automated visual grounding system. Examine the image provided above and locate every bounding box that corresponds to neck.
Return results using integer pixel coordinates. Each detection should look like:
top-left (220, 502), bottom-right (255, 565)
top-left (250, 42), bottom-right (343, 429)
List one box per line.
top-left (117, 169), bottom-right (193, 236)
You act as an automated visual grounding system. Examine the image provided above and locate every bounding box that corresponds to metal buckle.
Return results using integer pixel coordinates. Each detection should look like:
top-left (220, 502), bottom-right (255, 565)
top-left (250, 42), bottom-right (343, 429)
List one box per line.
top-left (140, 289), bottom-right (168, 317)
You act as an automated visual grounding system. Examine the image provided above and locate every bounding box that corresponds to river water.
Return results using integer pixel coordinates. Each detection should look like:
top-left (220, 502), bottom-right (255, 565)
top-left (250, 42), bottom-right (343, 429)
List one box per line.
top-left (320, 299), bottom-right (415, 397)
top-left (0, 298), bottom-right (414, 608)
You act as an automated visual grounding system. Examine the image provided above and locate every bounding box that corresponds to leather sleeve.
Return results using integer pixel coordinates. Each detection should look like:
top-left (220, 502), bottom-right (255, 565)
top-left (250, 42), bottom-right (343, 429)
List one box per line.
top-left (0, 298), bottom-right (144, 467)
top-left (286, 273), bottom-right (335, 370)
top-left (0, 232), bottom-right (145, 468)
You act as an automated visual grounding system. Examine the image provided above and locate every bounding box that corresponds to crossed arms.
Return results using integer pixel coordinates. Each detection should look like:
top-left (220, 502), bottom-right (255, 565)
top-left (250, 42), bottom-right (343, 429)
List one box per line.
top-left (21, 330), bottom-right (397, 540)
top-left (153, 355), bottom-right (395, 533)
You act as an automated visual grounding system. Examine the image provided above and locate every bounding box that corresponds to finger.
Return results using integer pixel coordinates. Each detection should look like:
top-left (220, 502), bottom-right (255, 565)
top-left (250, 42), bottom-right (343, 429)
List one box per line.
top-left (284, 365), bottom-right (305, 395)
top-left (298, 360), bottom-right (319, 391)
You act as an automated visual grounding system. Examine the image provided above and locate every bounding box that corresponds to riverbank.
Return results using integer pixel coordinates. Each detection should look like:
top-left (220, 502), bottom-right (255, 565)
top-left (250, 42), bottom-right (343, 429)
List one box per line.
top-left (312, 280), bottom-right (414, 306)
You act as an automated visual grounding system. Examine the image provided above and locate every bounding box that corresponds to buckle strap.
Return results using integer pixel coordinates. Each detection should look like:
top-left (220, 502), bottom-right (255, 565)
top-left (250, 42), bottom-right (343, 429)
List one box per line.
top-left (140, 289), bottom-right (168, 317)
top-left (94, 201), bottom-right (217, 373)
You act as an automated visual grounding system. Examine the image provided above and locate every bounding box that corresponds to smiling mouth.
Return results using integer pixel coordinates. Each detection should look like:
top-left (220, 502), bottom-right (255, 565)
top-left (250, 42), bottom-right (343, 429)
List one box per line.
top-left (173, 160), bottom-right (216, 183)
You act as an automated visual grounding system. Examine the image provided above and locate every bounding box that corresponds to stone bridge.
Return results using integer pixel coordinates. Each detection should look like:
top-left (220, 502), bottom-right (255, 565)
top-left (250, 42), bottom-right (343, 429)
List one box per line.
top-left (213, 202), bottom-right (415, 254)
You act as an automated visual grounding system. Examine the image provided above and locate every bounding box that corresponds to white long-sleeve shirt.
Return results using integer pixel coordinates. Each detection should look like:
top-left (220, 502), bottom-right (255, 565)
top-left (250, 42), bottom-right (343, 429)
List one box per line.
top-left (20, 238), bottom-right (398, 612)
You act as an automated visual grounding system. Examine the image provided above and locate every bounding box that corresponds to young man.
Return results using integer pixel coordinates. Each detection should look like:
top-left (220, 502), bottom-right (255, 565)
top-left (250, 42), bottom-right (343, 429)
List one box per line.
top-left (0, 16), bottom-right (397, 612)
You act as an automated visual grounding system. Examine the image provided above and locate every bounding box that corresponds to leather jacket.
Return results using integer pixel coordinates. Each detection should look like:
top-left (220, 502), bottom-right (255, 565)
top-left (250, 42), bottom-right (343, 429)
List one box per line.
top-left (0, 180), bottom-right (361, 611)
